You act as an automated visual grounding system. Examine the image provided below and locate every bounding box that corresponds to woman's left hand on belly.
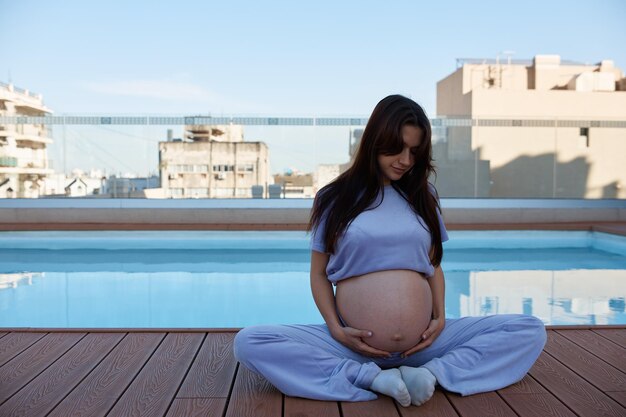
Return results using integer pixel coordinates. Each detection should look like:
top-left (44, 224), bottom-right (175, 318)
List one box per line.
top-left (400, 317), bottom-right (445, 358)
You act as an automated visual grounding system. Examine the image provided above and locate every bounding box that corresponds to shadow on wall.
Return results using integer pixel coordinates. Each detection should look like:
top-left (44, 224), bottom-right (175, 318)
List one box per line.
top-left (602, 182), bottom-right (620, 199)
top-left (432, 143), bottom-right (608, 198)
top-left (490, 155), bottom-right (589, 198)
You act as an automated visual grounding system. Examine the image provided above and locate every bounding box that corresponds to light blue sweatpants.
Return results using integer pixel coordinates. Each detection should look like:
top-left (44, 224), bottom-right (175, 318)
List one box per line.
top-left (234, 314), bottom-right (546, 401)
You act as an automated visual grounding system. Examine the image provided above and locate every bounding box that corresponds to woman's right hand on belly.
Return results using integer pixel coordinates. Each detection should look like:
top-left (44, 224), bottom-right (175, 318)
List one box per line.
top-left (331, 326), bottom-right (392, 358)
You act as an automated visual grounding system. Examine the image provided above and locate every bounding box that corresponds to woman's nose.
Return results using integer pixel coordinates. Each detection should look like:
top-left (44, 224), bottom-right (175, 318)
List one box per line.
top-left (398, 149), bottom-right (412, 166)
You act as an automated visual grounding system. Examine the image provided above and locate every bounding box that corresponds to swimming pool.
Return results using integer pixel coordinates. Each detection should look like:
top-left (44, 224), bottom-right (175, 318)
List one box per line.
top-left (1, 230), bottom-right (625, 328)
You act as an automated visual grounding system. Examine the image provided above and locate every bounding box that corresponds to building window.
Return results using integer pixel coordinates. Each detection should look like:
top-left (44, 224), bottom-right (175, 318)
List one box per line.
top-left (187, 188), bottom-right (209, 198)
top-left (212, 164), bottom-right (234, 172)
top-left (237, 163), bottom-right (255, 172)
top-left (214, 187), bottom-right (234, 197)
top-left (170, 188), bottom-right (184, 198)
top-left (579, 127), bottom-right (590, 147)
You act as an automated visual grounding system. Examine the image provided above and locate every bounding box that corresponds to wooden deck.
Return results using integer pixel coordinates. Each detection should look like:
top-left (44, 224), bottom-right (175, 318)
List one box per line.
top-left (0, 327), bottom-right (624, 417)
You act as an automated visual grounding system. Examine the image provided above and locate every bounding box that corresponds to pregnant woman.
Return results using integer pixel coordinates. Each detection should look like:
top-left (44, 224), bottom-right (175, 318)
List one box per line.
top-left (234, 95), bottom-right (546, 407)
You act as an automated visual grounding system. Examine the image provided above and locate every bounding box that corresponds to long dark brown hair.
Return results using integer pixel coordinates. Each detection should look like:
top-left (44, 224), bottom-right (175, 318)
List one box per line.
top-left (308, 94), bottom-right (444, 267)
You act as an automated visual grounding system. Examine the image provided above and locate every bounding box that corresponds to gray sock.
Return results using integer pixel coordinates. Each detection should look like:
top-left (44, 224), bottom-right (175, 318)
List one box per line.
top-left (399, 366), bottom-right (437, 406)
top-left (370, 368), bottom-right (411, 407)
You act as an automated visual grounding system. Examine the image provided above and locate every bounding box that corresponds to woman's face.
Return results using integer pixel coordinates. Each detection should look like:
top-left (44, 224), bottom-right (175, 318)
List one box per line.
top-left (377, 124), bottom-right (423, 185)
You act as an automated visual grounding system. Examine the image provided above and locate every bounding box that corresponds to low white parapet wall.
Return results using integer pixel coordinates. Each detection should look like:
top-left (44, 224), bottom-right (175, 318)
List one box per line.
top-left (0, 199), bottom-right (624, 228)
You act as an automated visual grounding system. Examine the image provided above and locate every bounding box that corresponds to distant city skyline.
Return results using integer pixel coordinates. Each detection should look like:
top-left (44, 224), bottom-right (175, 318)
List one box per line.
top-left (1, 0), bottom-right (625, 176)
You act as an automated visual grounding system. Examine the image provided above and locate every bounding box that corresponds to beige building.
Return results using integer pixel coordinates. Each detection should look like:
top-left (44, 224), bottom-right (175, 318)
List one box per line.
top-left (273, 173), bottom-right (315, 198)
top-left (159, 124), bottom-right (270, 198)
top-left (0, 82), bottom-right (54, 198)
top-left (436, 55), bottom-right (626, 198)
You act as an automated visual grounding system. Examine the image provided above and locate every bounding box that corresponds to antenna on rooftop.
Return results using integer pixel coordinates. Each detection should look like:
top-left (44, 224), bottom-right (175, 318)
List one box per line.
top-left (501, 50), bottom-right (516, 65)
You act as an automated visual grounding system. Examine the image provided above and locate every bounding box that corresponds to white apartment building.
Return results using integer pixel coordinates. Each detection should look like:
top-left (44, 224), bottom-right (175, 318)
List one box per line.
top-left (159, 124), bottom-right (270, 198)
top-left (0, 82), bottom-right (54, 198)
top-left (436, 55), bottom-right (626, 198)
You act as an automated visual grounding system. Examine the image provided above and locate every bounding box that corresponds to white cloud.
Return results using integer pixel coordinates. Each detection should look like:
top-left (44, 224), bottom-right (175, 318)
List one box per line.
top-left (83, 77), bottom-right (216, 102)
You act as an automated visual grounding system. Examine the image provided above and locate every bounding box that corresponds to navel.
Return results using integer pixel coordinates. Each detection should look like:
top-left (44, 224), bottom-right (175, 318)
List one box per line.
top-left (391, 333), bottom-right (404, 342)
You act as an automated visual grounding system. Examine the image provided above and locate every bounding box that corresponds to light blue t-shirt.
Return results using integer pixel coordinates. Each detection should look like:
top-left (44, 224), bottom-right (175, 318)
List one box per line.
top-left (311, 184), bottom-right (448, 284)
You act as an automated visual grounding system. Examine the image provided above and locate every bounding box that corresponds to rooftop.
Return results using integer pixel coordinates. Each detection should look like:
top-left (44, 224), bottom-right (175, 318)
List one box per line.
top-left (455, 58), bottom-right (591, 67)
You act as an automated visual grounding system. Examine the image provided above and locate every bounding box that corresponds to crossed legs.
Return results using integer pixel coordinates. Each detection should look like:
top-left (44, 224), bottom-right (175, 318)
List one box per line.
top-left (234, 314), bottom-right (546, 405)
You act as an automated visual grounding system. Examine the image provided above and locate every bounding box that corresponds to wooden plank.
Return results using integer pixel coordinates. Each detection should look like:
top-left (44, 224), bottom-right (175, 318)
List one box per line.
top-left (0, 332), bottom-right (47, 367)
top-left (557, 329), bottom-right (625, 370)
top-left (497, 374), bottom-right (546, 394)
top-left (107, 332), bottom-right (204, 417)
top-left (445, 392), bottom-right (517, 417)
top-left (498, 374), bottom-right (577, 417)
top-left (284, 396), bottom-right (341, 417)
top-left (0, 327), bottom-right (242, 333)
top-left (529, 351), bottom-right (625, 417)
top-left (177, 332), bottom-right (237, 398)
top-left (398, 390), bottom-right (459, 417)
top-left (47, 332), bottom-right (164, 417)
top-left (593, 329), bottom-right (626, 348)
top-left (545, 330), bottom-right (626, 392)
top-left (498, 393), bottom-right (577, 417)
top-left (224, 365), bottom-right (282, 417)
top-left (606, 391), bottom-right (626, 408)
top-left (0, 332), bottom-right (84, 403)
top-left (0, 333), bottom-right (123, 417)
top-left (166, 398), bottom-right (227, 417)
top-left (341, 396), bottom-right (400, 417)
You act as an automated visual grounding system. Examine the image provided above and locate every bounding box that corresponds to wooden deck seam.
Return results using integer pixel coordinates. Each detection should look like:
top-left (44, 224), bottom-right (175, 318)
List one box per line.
top-left (442, 391), bottom-right (463, 417)
top-left (554, 329), bottom-right (626, 380)
top-left (391, 397), bottom-right (403, 416)
top-left (40, 333), bottom-right (128, 415)
top-left (162, 332), bottom-right (209, 417)
top-left (0, 332), bottom-right (88, 408)
top-left (102, 332), bottom-right (168, 417)
top-left (221, 362), bottom-right (240, 417)
top-left (281, 393), bottom-right (285, 417)
top-left (45, 332), bottom-right (130, 417)
top-left (534, 348), bottom-right (625, 416)
top-left (508, 371), bottom-right (580, 417)
top-left (543, 336), bottom-right (626, 398)
top-left (494, 389), bottom-right (525, 417)
top-left (0, 332), bottom-right (48, 368)
top-left (222, 362), bottom-right (240, 417)
top-left (591, 329), bottom-right (626, 348)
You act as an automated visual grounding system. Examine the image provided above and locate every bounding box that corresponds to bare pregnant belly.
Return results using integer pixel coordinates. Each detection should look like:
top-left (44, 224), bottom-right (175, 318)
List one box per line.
top-left (336, 270), bottom-right (432, 352)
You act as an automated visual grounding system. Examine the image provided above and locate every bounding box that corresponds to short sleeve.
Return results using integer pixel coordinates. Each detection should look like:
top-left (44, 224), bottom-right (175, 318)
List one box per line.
top-left (429, 183), bottom-right (449, 243)
top-left (310, 212), bottom-right (327, 253)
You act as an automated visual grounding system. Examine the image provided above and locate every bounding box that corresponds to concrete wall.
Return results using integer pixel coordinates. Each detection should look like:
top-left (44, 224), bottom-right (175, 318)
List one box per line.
top-left (0, 199), bottom-right (624, 230)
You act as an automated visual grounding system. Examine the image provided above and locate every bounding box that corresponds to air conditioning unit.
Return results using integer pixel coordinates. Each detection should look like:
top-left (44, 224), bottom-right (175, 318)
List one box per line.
top-left (215, 173), bottom-right (226, 180)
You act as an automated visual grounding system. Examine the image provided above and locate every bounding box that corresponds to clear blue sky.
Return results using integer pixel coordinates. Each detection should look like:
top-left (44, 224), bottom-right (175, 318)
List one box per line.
top-left (1, 0), bottom-right (625, 176)
top-left (2, 0), bottom-right (625, 117)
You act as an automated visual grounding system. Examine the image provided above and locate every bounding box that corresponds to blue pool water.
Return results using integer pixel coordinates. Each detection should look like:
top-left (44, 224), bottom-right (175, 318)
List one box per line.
top-left (0, 230), bottom-right (625, 328)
